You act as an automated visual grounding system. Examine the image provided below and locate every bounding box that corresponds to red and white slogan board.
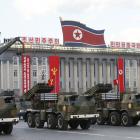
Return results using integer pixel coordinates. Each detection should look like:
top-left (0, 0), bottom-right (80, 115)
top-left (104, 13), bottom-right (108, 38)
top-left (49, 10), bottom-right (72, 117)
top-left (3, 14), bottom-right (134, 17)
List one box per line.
top-left (48, 56), bottom-right (60, 94)
top-left (110, 41), bottom-right (140, 49)
top-left (20, 37), bottom-right (59, 46)
top-left (22, 55), bottom-right (31, 94)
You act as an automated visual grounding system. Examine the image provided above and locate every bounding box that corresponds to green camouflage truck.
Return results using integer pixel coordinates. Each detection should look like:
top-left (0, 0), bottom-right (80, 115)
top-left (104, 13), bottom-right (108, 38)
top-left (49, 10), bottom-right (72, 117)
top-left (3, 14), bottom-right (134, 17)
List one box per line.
top-left (0, 91), bottom-right (19, 134)
top-left (23, 83), bottom-right (101, 130)
top-left (0, 37), bottom-right (24, 134)
top-left (96, 84), bottom-right (140, 126)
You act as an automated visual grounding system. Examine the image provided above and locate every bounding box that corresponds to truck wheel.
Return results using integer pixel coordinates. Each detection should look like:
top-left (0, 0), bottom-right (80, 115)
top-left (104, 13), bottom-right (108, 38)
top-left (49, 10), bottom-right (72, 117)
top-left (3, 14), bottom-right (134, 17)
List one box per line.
top-left (69, 120), bottom-right (79, 129)
top-left (47, 114), bottom-right (57, 129)
top-left (3, 123), bottom-right (13, 135)
top-left (27, 113), bottom-right (35, 128)
top-left (57, 114), bottom-right (68, 130)
top-left (110, 112), bottom-right (120, 126)
top-left (35, 113), bottom-right (44, 128)
top-left (0, 125), bottom-right (2, 133)
top-left (97, 112), bottom-right (105, 125)
top-left (80, 120), bottom-right (91, 130)
top-left (121, 112), bottom-right (132, 126)
top-left (91, 118), bottom-right (96, 125)
top-left (132, 118), bottom-right (139, 126)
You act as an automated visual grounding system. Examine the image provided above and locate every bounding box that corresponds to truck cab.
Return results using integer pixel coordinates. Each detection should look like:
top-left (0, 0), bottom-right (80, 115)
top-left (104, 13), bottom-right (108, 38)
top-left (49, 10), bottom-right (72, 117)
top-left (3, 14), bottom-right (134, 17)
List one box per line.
top-left (0, 91), bottom-right (19, 134)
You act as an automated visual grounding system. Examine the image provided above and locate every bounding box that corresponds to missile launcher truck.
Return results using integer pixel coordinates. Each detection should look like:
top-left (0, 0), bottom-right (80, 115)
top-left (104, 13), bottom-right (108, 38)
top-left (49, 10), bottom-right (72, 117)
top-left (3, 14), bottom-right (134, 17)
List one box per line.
top-left (0, 37), bottom-right (24, 134)
top-left (96, 84), bottom-right (140, 126)
top-left (0, 91), bottom-right (19, 134)
top-left (22, 83), bottom-right (108, 130)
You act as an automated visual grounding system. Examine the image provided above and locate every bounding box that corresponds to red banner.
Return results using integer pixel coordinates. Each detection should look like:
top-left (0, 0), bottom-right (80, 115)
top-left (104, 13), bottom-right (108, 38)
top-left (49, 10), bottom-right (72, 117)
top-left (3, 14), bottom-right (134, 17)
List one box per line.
top-left (48, 56), bottom-right (60, 93)
top-left (117, 57), bottom-right (125, 93)
top-left (22, 55), bottom-right (31, 94)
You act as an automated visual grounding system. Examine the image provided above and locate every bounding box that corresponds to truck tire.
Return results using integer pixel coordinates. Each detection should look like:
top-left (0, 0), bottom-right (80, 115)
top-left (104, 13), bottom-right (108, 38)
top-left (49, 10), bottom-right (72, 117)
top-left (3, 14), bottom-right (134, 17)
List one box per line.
top-left (91, 118), bottom-right (96, 125)
top-left (132, 118), bottom-right (139, 126)
top-left (121, 112), bottom-right (133, 126)
top-left (35, 113), bottom-right (44, 128)
top-left (47, 114), bottom-right (57, 129)
top-left (80, 120), bottom-right (91, 130)
top-left (97, 112), bottom-right (105, 125)
top-left (69, 120), bottom-right (79, 129)
top-left (2, 123), bottom-right (13, 135)
top-left (57, 114), bottom-right (68, 130)
top-left (0, 125), bottom-right (2, 133)
top-left (109, 112), bottom-right (121, 126)
top-left (27, 113), bottom-right (35, 128)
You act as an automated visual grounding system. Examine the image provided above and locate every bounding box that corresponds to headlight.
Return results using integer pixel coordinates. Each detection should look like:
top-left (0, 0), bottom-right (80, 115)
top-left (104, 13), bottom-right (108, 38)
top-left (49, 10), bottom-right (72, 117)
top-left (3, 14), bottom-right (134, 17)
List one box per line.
top-left (128, 103), bottom-right (132, 109)
top-left (63, 105), bottom-right (66, 112)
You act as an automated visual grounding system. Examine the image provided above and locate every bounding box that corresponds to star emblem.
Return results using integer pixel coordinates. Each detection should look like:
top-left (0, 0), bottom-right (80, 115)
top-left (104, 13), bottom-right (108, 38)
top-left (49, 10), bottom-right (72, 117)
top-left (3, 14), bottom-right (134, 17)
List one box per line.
top-left (73, 29), bottom-right (83, 40)
top-left (119, 69), bottom-right (123, 75)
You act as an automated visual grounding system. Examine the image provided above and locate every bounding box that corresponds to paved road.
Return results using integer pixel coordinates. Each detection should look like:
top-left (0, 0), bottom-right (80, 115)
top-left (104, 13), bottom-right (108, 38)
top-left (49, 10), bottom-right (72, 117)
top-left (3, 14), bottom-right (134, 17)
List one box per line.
top-left (1, 121), bottom-right (140, 140)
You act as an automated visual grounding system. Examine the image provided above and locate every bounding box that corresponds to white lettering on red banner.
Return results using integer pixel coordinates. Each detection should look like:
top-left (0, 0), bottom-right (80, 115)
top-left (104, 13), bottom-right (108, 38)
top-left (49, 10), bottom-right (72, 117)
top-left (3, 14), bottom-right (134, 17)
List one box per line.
top-left (22, 55), bottom-right (31, 94)
top-left (20, 37), bottom-right (59, 46)
top-left (110, 41), bottom-right (140, 49)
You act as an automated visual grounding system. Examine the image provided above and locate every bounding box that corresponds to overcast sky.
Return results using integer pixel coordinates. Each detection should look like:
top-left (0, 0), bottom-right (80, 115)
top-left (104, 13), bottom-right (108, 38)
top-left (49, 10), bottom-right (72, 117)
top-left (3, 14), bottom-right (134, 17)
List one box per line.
top-left (1, 0), bottom-right (140, 45)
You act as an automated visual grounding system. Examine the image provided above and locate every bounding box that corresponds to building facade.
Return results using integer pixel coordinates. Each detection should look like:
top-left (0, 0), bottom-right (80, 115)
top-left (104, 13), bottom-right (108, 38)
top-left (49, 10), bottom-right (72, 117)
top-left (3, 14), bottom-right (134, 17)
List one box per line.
top-left (0, 44), bottom-right (140, 96)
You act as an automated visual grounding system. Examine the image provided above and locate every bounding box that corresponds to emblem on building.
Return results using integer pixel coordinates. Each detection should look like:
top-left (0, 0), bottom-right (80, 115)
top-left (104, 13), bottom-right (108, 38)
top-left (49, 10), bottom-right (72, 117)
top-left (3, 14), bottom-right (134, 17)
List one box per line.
top-left (51, 67), bottom-right (57, 76)
top-left (119, 69), bottom-right (123, 75)
top-left (73, 29), bottom-right (83, 40)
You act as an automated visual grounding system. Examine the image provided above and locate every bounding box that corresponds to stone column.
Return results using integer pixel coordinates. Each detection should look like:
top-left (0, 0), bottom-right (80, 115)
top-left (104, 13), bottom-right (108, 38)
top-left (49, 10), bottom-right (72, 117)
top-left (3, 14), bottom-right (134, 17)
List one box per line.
top-left (82, 58), bottom-right (86, 92)
top-left (7, 60), bottom-right (10, 89)
top-left (137, 60), bottom-right (140, 92)
top-left (36, 58), bottom-right (39, 83)
top-left (94, 59), bottom-right (99, 84)
top-left (106, 60), bottom-right (111, 84)
top-left (74, 58), bottom-right (78, 92)
top-left (1, 60), bottom-right (3, 89)
top-left (60, 58), bottom-right (65, 89)
top-left (90, 58), bottom-right (94, 87)
top-left (77, 59), bottom-right (82, 92)
top-left (86, 59), bottom-right (90, 89)
top-left (64, 58), bottom-right (69, 92)
top-left (69, 59), bottom-right (74, 90)
top-left (99, 60), bottom-right (103, 83)
top-left (102, 60), bottom-right (107, 83)
top-left (110, 60), bottom-right (114, 85)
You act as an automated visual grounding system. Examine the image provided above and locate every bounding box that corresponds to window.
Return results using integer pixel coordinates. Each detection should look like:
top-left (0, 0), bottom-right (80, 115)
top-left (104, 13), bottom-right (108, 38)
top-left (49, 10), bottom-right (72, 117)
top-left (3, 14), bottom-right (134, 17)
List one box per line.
top-left (42, 57), bottom-right (46, 65)
top-left (13, 56), bottom-right (18, 65)
top-left (41, 70), bottom-right (46, 80)
top-left (14, 81), bottom-right (18, 89)
top-left (33, 70), bottom-right (37, 77)
top-left (32, 57), bottom-right (37, 65)
top-left (33, 81), bottom-right (37, 85)
top-left (14, 70), bottom-right (18, 77)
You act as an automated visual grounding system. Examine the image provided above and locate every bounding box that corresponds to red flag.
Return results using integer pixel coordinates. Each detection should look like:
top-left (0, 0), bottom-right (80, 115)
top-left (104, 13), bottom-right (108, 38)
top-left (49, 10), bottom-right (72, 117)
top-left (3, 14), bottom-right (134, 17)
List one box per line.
top-left (117, 57), bottom-right (125, 93)
top-left (48, 56), bottom-right (60, 93)
top-left (61, 20), bottom-right (106, 48)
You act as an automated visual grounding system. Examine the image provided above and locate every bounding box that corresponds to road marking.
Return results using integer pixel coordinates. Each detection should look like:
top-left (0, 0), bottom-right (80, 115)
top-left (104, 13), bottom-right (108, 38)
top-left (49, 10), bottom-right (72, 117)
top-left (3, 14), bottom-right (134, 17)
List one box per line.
top-left (127, 137), bottom-right (140, 140)
top-left (15, 125), bottom-right (140, 140)
top-left (56, 130), bottom-right (140, 140)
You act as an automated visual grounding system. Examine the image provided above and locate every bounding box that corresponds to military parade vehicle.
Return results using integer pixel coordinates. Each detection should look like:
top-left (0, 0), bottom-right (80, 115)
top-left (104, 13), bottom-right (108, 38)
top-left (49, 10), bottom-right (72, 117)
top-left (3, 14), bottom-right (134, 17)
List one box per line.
top-left (96, 84), bottom-right (140, 126)
top-left (0, 91), bottom-right (19, 134)
top-left (22, 83), bottom-right (105, 130)
top-left (0, 37), bottom-right (24, 134)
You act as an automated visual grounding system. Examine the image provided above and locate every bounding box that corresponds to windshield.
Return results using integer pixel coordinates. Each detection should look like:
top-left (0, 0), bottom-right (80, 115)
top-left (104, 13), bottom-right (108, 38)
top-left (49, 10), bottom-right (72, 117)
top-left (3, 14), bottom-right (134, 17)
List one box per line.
top-left (135, 95), bottom-right (140, 103)
top-left (68, 96), bottom-right (78, 105)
